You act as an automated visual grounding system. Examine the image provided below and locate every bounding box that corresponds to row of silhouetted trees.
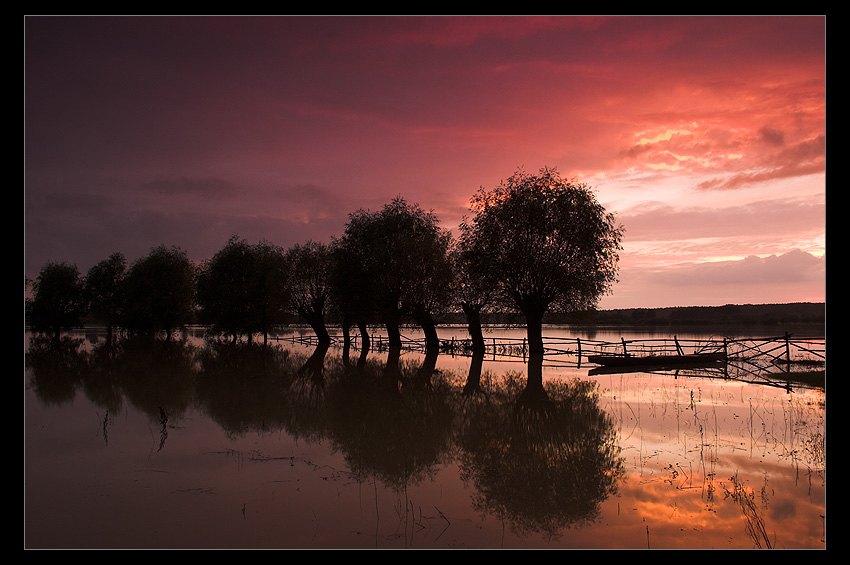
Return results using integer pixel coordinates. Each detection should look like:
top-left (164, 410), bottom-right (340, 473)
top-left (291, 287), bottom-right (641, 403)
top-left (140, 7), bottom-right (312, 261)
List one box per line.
top-left (25, 168), bottom-right (625, 374)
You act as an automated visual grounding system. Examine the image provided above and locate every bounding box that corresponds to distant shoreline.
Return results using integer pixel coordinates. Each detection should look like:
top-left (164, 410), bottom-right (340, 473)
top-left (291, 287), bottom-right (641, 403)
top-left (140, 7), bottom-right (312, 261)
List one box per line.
top-left (29, 302), bottom-right (826, 338)
top-left (464, 302), bottom-right (826, 331)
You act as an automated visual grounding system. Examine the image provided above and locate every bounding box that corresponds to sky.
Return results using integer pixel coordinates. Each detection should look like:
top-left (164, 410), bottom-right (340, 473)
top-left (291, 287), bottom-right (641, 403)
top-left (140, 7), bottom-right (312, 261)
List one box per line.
top-left (24, 16), bottom-right (826, 310)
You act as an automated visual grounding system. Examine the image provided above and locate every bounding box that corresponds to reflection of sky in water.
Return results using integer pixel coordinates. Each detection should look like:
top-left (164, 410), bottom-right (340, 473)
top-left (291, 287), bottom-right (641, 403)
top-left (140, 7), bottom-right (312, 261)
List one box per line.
top-left (25, 328), bottom-right (825, 549)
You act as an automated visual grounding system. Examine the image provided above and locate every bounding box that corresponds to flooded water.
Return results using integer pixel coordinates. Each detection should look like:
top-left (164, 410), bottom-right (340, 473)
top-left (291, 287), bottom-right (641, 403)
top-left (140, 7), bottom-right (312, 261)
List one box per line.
top-left (24, 325), bottom-right (826, 549)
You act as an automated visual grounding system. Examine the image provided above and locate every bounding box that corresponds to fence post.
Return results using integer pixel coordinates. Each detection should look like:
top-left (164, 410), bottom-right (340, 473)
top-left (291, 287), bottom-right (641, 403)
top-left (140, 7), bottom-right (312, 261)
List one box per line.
top-left (785, 331), bottom-right (792, 364)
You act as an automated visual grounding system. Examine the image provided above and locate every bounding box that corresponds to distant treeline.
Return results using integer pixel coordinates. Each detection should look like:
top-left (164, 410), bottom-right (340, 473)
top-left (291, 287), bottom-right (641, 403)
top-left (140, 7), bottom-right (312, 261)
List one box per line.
top-left (540, 302), bottom-right (826, 329)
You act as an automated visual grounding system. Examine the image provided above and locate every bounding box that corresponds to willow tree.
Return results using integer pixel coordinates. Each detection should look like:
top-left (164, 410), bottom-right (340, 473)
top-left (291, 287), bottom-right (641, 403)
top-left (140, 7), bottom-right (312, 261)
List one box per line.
top-left (335, 197), bottom-right (452, 351)
top-left (26, 261), bottom-right (86, 342)
top-left (453, 232), bottom-right (499, 353)
top-left (286, 240), bottom-right (333, 346)
top-left (460, 167), bottom-right (623, 399)
top-left (84, 252), bottom-right (127, 344)
top-left (329, 237), bottom-right (375, 355)
top-left (121, 245), bottom-right (196, 340)
top-left (196, 236), bottom-right (290, 344)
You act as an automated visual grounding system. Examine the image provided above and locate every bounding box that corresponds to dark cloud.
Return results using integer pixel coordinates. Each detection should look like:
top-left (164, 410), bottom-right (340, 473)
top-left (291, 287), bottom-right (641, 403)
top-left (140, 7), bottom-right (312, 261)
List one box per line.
top-left (758, 126), bottom-right (785, 146)
top-left (138, 177), bottom-right (235, 198)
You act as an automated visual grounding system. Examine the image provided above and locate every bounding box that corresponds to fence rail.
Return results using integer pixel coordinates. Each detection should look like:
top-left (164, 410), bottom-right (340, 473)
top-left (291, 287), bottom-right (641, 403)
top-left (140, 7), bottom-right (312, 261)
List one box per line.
top-left (272, 330), bottom-right (825, 367)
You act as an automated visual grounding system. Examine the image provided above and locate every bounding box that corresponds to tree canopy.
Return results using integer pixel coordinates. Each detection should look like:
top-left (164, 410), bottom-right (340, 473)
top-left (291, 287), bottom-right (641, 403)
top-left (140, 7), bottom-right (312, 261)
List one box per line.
top-left (334, 197), bottom-right (453, 349)
top-left (459, 167), bottom-right (623, 401)
top-left (286, 240), bottom-right (333, 345)
top-left (26, 261), bottom-right (86, 341)
top-left (196, 236), bottom-right (290, 343)
top-left (84, 252), bottom-right (127, 342)
top-left (121, 245), bottom-right (196, 339)
top-left (461, 167), bottom-right (623, 345)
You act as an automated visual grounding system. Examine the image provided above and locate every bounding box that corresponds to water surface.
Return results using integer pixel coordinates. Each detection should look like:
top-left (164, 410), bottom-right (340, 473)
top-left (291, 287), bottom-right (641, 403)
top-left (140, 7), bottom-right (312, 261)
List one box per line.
top-left (24, 326), bottom-right (826, 549)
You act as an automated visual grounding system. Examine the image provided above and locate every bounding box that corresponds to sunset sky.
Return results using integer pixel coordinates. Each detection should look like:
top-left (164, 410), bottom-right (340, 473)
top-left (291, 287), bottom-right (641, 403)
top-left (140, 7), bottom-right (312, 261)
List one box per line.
top-left (24, 16), bottom-right (826, 310)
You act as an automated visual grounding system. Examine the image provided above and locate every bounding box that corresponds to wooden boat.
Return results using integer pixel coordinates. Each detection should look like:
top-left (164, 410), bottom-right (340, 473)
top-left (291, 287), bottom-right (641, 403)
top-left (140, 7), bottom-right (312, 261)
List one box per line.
top-left (587, 352), bottom-right (726, 368)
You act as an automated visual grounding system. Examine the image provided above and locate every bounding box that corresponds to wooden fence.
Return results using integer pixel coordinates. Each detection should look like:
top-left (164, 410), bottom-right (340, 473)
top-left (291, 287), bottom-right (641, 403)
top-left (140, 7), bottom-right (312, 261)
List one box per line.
top-left (273, 329), bottom-right (825, 367)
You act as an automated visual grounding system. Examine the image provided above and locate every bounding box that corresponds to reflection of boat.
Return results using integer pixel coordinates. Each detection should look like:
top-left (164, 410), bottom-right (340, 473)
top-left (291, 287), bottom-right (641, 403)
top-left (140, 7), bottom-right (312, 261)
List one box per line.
top-left (587, 352), bottom-right (726, 368)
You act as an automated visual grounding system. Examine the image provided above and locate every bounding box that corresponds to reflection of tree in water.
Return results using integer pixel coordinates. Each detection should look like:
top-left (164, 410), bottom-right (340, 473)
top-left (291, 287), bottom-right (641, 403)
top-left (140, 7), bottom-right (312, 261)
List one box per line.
top-left (462, 350), bottom-right (486, 396)
top-left (110, 336), bottom-right (197, 426)
top-left (80, 339), bottom-right (126, 414)
top-left (26, 334), bottom-right (198, 450)
top-left (323, 352), bottom-right (456, 492)
top-left (193, 340), bottom-right (301, 438)
top-left (27, 334), bottom-right (625, 541)
top-left (25, 335), bottom-right (88, 406)
top-left (454, 366), bottom-right (625, 541)
top-left (285, 344), bottom-right (334, 444)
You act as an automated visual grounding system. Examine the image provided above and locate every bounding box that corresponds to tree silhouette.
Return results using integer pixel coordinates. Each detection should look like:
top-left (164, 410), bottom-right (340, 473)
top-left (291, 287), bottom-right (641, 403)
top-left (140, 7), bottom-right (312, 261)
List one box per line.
top-left (84, 252), bottom-right (127, 344)
top-left (455, 375), bottom-right (624, 537)
top-left (453, 235), bottom-right (499, 352)
top-left (249, 239), bottom-right (292, 343)
top-left (404, 218), bottom-right (454, 351)
top-left (26, 261), bottom-right (85, 342)
top-left (335, 197), bottom-right (453, 350)
top-left (286, 240), bottom-right (333, 345)
top-left (121, 245), bottom-right (196, 340)
top-left (196, 236), bottom-right (255, 340)
top-left (460, 167), bottom-right (623, 400)
top-left (330, 232), bottom-right (377, 357)
top-left (196, 236), bottom-right (290, 344)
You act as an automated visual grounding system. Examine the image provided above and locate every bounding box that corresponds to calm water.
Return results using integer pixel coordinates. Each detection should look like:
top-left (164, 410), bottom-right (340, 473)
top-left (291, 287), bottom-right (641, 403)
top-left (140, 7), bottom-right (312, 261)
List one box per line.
top-left (24, 326), bottom-right (826, 549)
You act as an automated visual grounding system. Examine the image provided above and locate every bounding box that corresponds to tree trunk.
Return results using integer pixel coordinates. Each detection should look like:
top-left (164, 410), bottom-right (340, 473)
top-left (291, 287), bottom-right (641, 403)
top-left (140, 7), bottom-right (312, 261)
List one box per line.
top-left (386, 312), bottom-right (402, 350)
top-left (382, 345), bottom-right (403, 392)
top-left (341, 321), bottom-right (352, 365)
top-left (298, 342), bottom-right (329, 381)
top-left (518, 297), bottom-right (548, 404)
top-left (301, 309), bottom-right (330, 346)
top-left (357, 320), bottom-right (370, 351)
top-left (523, 305), bottom-right (546, 354)
top-left (413, 306), bottom-right (440, 351)
top-left (341, 320), bottom-right (352, 350)
top-left (462, 302), bottom-right (485, 352)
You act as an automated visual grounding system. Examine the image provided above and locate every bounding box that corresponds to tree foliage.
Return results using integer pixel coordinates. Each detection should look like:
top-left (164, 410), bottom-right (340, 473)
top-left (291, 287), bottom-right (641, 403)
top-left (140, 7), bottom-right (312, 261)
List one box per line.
top-left (196, 236), bottom-right (290, 343)
top-left (286, 240), bottom-right (333, 344)
top-left (329, 235), bottom-right (375, 350)
top-left (453, 232), bottom-right (500, 352)
top-left (460, 167), bottom-right (623, 354)
top-left (334, 197), bottom-right (453, 349)
top-left (121, 245), bottom-right (196, 339)
top-left (26, 261), bottom-right (85, 341)
top-left (84, 252), bottom-right (127, 341)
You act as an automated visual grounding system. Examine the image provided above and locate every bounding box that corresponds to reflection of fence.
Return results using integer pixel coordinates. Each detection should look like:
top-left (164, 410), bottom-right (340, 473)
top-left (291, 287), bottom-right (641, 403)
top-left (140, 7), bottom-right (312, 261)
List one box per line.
top-left (273, 329), bottom-right (825, 367)
top-left (272, 329), bottom-right (825, 390)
